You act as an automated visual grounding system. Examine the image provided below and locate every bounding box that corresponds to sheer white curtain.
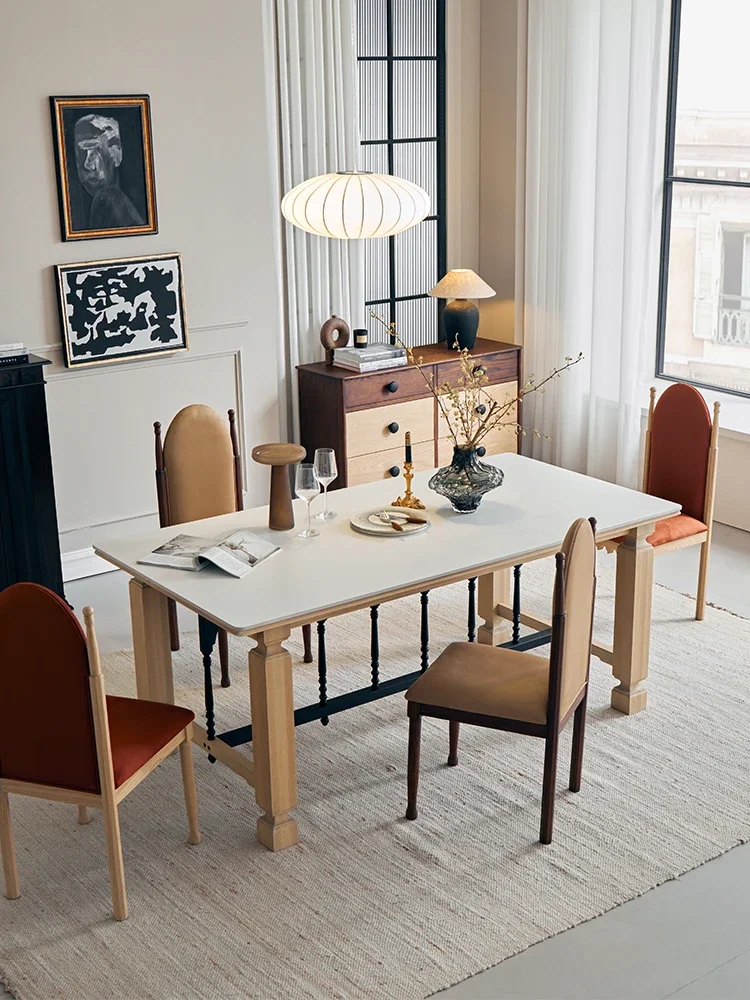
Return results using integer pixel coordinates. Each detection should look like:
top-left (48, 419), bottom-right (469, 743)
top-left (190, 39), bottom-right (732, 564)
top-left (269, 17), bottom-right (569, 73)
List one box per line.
top-left (274, 0), bottom-right (365, 440)
top-left (523, 0), bottom-right (669, 487)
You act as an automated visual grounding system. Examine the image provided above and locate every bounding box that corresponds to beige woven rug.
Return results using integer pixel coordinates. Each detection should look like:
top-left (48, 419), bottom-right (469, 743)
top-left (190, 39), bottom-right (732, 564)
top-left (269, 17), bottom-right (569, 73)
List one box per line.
top-left (2, 556), bottom-right (750, 1000)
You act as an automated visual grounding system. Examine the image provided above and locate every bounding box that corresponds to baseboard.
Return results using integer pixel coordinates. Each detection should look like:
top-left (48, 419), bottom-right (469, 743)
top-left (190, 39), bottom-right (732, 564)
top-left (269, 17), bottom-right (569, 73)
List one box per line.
top-left (62, 547), bottom-right (119, 583)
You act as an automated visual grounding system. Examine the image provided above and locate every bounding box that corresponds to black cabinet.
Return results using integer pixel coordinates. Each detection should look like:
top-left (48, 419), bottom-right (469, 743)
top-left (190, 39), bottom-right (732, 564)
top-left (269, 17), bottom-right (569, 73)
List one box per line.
top-left (0, 356), bottom-right (64, 598)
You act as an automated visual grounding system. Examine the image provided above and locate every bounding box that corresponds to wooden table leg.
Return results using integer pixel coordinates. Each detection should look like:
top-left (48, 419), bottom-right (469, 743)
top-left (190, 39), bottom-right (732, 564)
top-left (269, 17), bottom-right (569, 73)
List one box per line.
top-left (129, 579), bottom-right (174, 704)
top-left (611, 523), bottom-right (654, 715)
top-left (248, 625), bottom-right (299, 851)
top-left (477, 569), bottom-right (512, 646)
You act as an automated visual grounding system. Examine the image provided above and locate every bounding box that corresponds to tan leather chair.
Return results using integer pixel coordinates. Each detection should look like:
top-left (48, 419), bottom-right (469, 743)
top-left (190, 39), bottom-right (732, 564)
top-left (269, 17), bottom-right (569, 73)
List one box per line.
top-left (154, 404), bottom-right (313, 689)
top-left (603, 385), bottom-right (720, 621)
top-left (404, 517), bottom-right (597, 844)
top-left (0, 584), bottom-right (199, 921)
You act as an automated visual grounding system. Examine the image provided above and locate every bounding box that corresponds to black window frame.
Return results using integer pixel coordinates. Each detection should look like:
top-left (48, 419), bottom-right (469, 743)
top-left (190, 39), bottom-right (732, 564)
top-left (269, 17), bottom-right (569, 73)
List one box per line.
top-left (357, 0), bottom-right (447, 344)
top-left (656, 0), bottom-right (750, 400)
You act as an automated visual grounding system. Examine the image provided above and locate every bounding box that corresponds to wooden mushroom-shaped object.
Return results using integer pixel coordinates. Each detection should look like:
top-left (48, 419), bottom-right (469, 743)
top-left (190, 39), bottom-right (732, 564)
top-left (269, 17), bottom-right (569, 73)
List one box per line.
top-left (252, 443), bottom-right (306, 530)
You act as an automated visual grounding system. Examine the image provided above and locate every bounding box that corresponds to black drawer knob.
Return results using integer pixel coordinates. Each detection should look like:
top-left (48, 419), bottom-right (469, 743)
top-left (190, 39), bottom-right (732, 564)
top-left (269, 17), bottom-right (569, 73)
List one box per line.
top-left (387, 421), bottom-right (399, 434)
top-left (386, 381), bottom-right (399, 393)
top-left (473, 365), bottom-right (487, 377)
top-left (476, 446), bottom-right (486, 458)
top-left (475, 403), bottom-right (487, 415)
top-left (388, 466), bottom-right (400, 477)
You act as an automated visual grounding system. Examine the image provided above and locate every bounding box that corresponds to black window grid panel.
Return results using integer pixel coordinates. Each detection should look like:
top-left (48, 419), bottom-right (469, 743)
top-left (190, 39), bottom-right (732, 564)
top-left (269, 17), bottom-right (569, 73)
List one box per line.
top-left (357, 0), bottom-right (447, 347)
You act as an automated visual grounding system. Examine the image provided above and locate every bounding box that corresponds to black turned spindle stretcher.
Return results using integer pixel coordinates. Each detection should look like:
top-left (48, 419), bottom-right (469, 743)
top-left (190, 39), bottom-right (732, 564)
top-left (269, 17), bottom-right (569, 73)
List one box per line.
top-left (467, 577), bottom-right (477, 642)
top-left (512, 564), bottom-right (522, 644)
top-left (370, 605), bottom-right (380, 689)
top-left (198, 616), bottom-right (220, 761)
top-left (420, 591), bottom-right (429, 672)
top-left (317, 620), bottom-right (328, 725)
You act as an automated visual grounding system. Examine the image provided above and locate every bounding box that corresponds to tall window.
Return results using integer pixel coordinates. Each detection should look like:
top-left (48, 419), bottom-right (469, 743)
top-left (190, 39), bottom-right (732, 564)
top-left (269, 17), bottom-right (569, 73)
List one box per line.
top-left (356, 0), bottom-right (446, 346)
top-left (657, 0), bottom-right (750, 397)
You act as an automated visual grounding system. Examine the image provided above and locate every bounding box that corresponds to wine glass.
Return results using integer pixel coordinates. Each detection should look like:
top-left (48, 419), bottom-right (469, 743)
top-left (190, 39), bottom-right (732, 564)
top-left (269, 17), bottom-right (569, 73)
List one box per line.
top-left (314, 448), bottom-right (338, 520)
top-left (294, 464), bottom-right (320, 538)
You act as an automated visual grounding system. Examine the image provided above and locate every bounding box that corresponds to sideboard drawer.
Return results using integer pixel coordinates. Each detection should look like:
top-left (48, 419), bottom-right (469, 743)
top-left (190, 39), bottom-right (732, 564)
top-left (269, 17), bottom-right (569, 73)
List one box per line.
top-left (343, 366), bottom-right (431, 410)
top-left (438, 353), bottom-right (518, 390)
top-left (345, 397), bottom-right (434, 458)
top-left (437, 381), bottom-right (518, 440)
top-left (347, 440), bottom-right (435, 487)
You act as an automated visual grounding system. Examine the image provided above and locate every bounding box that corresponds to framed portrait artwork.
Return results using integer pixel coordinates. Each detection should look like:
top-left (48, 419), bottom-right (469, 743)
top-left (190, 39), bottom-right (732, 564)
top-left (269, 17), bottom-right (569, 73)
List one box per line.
top-left (55, 253), bottom-right (188, 368)
top-left (50, 95), bottom-right (158, 241)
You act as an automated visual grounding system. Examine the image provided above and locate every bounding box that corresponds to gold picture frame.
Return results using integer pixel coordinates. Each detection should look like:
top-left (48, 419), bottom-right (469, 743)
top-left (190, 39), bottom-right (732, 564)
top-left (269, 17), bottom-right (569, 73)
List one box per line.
top-left (55, 253), bottom-right (188, 369)
top-left (50, 95), bottom-right (158, 242)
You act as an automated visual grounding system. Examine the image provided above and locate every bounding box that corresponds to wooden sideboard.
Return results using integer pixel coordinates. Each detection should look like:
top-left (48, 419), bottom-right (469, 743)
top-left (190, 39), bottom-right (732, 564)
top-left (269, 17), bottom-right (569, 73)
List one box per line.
top-left (297, 338), bottom-right (522, 488)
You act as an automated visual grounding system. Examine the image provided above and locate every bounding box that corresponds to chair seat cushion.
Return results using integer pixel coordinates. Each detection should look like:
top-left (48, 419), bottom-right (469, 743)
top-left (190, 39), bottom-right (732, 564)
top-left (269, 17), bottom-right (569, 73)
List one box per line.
top-left (107, 696), bottom-right (194, 788)
top-left (614, 514), bottom-right (707, 548)
top-left (406, 642), bottom-right (553, 725)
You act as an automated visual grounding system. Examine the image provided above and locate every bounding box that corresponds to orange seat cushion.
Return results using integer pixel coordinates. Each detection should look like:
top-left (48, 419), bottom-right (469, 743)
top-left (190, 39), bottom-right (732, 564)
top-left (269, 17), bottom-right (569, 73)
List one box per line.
top-left (106, 696), bottom-right (194, 788)
top-left (647, 514), bottom-right (707, 546)
top-left (613, 513), bottom-right (707, 548)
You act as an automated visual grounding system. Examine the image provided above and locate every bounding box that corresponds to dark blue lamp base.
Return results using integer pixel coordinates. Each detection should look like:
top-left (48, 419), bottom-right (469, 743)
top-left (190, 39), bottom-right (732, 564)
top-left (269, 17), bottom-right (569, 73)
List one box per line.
top-left (443, 298), bottom-right (479, 350)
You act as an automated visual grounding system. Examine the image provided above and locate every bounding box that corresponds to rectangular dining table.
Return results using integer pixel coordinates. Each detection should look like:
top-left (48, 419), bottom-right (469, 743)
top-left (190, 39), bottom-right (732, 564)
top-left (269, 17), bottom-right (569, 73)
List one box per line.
top-left (95, 454), bottom-right (679, 852)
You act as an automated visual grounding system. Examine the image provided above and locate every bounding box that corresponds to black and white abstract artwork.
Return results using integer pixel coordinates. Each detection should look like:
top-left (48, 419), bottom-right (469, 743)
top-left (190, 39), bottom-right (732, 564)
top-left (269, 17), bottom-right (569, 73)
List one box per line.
top-left (55, 254), bottom-right (188, 368)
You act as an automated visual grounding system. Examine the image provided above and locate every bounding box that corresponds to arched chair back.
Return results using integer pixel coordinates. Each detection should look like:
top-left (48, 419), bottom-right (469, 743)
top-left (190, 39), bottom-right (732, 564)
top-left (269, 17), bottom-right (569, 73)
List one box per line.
top-left (552, 517), bottom-right (596, 722)
top-left (162, 404), bottom-right (238, 524)
top-left (645, 384), bottom-right (712, 522)
top-left (0, 583), bottom-right (99, 794)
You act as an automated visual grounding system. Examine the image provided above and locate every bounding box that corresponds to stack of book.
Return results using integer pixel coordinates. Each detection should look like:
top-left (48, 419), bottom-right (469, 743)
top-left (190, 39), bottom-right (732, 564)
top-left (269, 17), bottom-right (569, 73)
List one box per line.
top-left (332, 343), bottom-right (407, 373)
top-left (0, 343), bottom-right (28, 366)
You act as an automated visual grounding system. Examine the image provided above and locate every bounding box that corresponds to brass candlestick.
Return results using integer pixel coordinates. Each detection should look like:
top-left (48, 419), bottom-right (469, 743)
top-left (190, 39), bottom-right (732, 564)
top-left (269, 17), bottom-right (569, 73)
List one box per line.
top-left (392, 431), bottom-right (425, 510)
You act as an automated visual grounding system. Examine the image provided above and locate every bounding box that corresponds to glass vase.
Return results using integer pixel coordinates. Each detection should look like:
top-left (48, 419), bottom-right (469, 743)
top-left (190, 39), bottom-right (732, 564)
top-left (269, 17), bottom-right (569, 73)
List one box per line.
top-left (428, 445), bottom-right (504, 513)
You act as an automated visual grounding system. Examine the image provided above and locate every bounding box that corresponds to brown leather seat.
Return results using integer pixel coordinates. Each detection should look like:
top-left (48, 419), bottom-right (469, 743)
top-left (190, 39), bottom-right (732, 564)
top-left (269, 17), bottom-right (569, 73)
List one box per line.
top-left (407, 644), bottom-right (553, 726)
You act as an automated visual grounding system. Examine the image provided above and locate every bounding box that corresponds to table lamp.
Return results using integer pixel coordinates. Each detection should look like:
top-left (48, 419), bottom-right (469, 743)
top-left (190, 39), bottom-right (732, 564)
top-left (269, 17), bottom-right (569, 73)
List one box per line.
top-left (428, 269), bottom-right (496, 351)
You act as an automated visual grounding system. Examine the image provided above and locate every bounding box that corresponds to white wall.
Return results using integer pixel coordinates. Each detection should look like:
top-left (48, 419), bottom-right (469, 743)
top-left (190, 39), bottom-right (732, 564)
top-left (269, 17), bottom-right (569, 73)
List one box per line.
top-left (0, 0), bottom-right (283, 559)
top-left (478, 0), bottom-right (524, 344)
top-left (446, 0), bottom-right (481, 274)
top-left (446, 0), bottom-right (524, 345)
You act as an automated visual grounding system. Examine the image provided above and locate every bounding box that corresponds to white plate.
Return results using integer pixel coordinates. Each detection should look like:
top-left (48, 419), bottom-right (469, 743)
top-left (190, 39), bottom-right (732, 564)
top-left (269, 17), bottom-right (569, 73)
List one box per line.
top-left (349, 507), bottom-right (430, 537)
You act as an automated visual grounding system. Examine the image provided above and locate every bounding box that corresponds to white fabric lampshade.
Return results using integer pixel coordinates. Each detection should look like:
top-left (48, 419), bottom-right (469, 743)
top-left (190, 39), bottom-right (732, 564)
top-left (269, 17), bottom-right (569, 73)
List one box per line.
top-left (281, 170), bottom-right (430, 239)
top-left (429, 269), bottom-right (496, 299)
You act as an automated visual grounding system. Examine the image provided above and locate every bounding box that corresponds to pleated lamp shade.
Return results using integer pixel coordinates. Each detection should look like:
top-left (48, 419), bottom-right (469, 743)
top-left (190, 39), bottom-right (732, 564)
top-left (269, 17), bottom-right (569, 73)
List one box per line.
top-left (429, 269), bottom-right (496, 300)
top-left (281, 170), bottom-right (430, 239)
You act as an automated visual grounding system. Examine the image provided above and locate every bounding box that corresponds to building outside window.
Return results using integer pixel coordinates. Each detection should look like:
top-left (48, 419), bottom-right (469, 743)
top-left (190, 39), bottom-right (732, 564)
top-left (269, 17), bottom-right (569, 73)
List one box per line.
top-left (356, 0), bottom-right (446, 346)
top-left (657, 0), bottom-right (750, 396)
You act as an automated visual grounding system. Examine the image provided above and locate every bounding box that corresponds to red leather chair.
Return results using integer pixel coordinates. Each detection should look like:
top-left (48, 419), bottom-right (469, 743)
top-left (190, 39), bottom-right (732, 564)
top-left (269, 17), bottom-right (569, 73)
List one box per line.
top-left (0, 584), bottom-right (200, 921)
top-left (605, 384), bottom-right (720, 620)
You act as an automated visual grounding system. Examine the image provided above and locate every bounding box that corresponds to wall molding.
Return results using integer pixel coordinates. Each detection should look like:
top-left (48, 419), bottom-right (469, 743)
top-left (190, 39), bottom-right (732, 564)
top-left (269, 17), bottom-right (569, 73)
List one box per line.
top-left (31, 318), bottom-right (250, 361)
top-left (62, 547), bottom-right (118, 583)
top-left (49, 334), bottom-right (251, 536)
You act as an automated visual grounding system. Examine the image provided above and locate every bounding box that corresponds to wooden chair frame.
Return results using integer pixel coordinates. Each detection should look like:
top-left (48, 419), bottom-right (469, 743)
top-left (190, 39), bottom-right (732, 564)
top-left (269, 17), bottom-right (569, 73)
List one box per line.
top-left (154, 410), bottom-right (313, 682)
top-left (604, 388), bottom-right (720, 620)
top-left (407, 520), bottom-right (597, 845)
top-left (0, 607), bottom-right (200, 921)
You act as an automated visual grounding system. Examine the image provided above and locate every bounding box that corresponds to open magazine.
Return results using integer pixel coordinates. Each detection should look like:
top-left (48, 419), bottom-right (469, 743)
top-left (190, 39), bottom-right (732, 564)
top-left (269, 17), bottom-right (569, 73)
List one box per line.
top-left (137, 530), bottom-right (279, 579)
